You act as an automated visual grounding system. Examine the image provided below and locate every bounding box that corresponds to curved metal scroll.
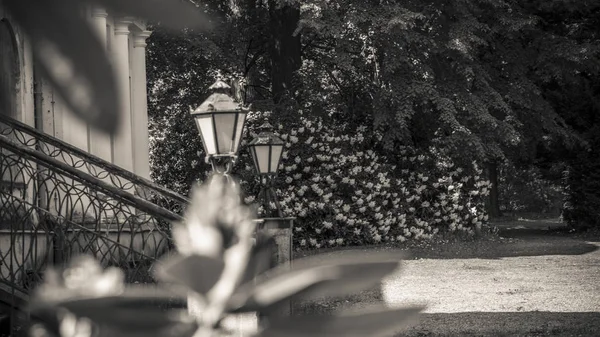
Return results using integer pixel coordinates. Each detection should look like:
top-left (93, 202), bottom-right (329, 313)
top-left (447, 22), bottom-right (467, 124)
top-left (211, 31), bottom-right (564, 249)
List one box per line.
top-left (0, 115), bottom-right (192, 329)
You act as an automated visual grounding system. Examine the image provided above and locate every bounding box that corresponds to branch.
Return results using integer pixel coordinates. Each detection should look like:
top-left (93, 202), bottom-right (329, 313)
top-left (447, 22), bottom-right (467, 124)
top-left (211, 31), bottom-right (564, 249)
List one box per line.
top-left (244, 50), bottom-right (266, 77)
top-left (324, 68), bottom-right (348, 101)
top-left (243, 38), bottom-right (254, 72)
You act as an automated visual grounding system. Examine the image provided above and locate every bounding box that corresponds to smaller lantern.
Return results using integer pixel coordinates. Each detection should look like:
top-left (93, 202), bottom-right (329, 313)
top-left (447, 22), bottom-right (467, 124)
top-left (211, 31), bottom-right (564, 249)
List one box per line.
top-left (248, 120), bottom-right (285, 176)
top-left (189, 80), bottom-right (250, 161)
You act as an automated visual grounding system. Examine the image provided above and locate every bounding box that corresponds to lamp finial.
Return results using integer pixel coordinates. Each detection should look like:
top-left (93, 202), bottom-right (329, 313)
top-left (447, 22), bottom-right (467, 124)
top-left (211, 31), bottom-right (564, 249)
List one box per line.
top-left (208, 80), bottom-right (231, 94)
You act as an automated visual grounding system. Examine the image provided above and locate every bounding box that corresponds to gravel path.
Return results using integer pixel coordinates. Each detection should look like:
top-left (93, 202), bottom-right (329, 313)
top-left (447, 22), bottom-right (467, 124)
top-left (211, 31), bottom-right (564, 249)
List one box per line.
top-left (232, 218), bottom-right (600, 336)
top-left (382, 243), bottom-right (600, 313)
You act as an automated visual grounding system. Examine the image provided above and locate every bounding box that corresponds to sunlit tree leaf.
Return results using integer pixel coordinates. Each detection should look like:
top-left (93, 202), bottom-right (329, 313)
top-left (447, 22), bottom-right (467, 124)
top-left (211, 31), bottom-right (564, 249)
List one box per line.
top-left (3, 0), bottom-right (119, 133)
top-left (258, 305), bottom-right (424, 337)
top-left (228, 252), bottom-right (404, 313)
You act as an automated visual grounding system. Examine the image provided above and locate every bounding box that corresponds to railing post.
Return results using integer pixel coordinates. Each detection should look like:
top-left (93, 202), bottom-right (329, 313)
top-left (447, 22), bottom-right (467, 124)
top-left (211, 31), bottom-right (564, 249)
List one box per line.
top-left (52, 220), bottom-right (66, 266)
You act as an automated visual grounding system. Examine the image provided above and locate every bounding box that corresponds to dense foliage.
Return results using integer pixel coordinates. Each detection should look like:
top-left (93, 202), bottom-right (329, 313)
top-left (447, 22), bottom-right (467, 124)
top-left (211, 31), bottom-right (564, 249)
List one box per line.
top-left (498, 161), bottom-right (564, 214)
top-left (563, 126), bottom-right (600, 230)
top-left (147, 0), bottom-right (600, 231)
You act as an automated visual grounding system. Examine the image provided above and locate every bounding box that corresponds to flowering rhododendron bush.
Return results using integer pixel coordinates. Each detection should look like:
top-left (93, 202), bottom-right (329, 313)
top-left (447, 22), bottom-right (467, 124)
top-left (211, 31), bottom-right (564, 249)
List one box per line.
top-left (238, 112), bottom-right (491, 250)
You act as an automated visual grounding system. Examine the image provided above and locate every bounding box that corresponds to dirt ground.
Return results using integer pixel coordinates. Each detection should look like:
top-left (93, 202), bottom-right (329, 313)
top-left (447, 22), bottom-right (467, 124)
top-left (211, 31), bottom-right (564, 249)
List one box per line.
top-left (293, 217), bottom-right (600, 336)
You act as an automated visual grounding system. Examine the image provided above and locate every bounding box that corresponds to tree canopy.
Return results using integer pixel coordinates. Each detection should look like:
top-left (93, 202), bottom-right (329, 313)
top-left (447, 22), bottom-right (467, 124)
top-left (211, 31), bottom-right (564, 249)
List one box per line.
top-left (147, 0), bottom-right (600, 203)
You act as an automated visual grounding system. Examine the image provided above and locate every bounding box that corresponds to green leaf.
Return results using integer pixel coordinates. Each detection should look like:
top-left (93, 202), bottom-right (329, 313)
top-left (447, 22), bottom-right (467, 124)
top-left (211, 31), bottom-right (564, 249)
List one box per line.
top-left (97, 0), bottom-right (215, 31)
top-left (154, 254), bottom-right (225, 295)
top-left (228, 252), bottom-right (404, 313)
top-left (258, 305), bottom-right (424, 337)
top-left (3, 0), bottom-right (119, 133)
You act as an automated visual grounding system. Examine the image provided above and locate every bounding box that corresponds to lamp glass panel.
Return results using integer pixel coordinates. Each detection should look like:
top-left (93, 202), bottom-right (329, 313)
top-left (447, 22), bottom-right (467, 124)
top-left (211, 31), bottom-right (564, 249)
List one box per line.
top-left (269, 144), bottom-right (283, 173)
top-left (195, 116), bottom-right (217, 155)
top-left (213, 113), bottom-right (237, 154)
top-left (232, 112), bottom-right (247, 154)
top-left (249, 146), bottom-right (261, 175)
top-left (254, 144), bottom-right (271, 174)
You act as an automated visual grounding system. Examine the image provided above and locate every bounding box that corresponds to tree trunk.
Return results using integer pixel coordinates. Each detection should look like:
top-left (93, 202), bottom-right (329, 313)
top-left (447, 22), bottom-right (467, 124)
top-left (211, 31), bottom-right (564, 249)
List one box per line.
top-left (268, 0), bottom-right (301, 105)
top-left (487, 161), bottom-right (502, 218)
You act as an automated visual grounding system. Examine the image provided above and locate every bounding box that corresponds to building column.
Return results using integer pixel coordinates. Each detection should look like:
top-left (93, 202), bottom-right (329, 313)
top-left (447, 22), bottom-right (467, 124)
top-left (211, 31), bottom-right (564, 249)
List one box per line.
top-left (89, 7), bottom-right (112, 161)
top-left (91, 7), bottom-right (108, 45)
top-left (112, 18), bottom-right (134, 171)
top-left (131, 30), bottom-right (152, 179)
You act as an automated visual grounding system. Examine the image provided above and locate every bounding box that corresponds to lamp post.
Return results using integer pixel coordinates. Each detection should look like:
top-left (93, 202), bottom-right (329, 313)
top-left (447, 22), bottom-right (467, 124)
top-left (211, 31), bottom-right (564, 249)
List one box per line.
top-left (187, 80), bottom-right (251, 328)
top-left (247, 119), bottom-right (285, 217)
top-left (248, 119), bottom-right (294, 321)
top-left (189, 80), bottom-right (250, 176)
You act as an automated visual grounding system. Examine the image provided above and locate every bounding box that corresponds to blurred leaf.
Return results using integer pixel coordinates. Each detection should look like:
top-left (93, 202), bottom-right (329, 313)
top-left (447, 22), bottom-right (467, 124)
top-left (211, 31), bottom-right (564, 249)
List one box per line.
top-left (30, 285), bottom-right (187, 315)
top-left (3, 0), bottom-right (119, 133)
top-left (30, 286), bottom-right (194, 336)
top-left (67, 306), bottom-right (192, 332)
top-left (229, 252), bottom-right (404, 313)
top-left (97, 0), bottom-right (215, 31)
top-left (30, 319), bottom-right (198, 337)
top-left (31, 256), bottom-right (126, 306)
top-left (258, 305), bottom-right (424, 337)
top-left (35, 300), bottom-right (193, 333)
top-left (100, 322), bottom-right (199, 337)
top-left (154, 254), bottom-right (225, 295)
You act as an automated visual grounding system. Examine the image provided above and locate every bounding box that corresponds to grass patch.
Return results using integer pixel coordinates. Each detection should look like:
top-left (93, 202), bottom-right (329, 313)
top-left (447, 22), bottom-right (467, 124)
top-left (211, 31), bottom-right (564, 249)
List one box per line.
top-left (293, 225), bottom-right (503, 260)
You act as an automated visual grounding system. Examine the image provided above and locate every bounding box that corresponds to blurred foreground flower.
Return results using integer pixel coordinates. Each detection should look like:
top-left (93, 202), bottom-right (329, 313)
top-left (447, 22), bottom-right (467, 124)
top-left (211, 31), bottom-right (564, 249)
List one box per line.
top-left (29, 175), bottom-right (424, 337)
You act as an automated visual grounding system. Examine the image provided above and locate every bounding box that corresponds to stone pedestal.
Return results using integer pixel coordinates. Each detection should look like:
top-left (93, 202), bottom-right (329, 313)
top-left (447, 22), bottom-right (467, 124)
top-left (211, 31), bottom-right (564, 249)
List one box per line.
top-left (255, 217), bottom-right (294, 323)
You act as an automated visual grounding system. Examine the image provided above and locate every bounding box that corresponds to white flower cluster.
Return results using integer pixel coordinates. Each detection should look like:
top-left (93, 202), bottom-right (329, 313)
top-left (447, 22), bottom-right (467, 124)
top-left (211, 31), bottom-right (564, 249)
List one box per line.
top-left (242, 115), bottom-right (490, 250)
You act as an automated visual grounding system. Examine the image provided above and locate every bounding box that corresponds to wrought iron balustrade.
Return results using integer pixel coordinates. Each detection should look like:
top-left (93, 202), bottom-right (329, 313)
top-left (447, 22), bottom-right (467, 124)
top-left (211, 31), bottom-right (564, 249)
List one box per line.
top-left (0, 114), bottom-right (192, 334)
top-left (0, 114), bottom-right (190, 216)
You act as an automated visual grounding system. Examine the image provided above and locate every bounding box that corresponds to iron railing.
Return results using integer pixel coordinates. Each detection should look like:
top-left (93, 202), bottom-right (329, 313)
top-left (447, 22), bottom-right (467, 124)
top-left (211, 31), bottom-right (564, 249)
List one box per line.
top-left (0, 114), bottom-right (190, 215)
top-left (0, 114), bottom-right (192, 334)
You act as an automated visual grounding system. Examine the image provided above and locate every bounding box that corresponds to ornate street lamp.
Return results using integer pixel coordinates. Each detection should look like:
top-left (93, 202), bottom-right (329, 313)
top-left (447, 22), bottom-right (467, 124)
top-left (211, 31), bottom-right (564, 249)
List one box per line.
top-left (248, 119), bottom-right (285, 217)
top-left (247, 120), bottom-right (285, 176)
top-left (189, 80), bottom-right (250, 174)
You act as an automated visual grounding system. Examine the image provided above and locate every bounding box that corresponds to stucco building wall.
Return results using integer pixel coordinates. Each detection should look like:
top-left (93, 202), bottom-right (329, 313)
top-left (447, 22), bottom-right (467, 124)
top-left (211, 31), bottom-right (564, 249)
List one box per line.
top-left (0, 5), bottom-right (151, 179)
